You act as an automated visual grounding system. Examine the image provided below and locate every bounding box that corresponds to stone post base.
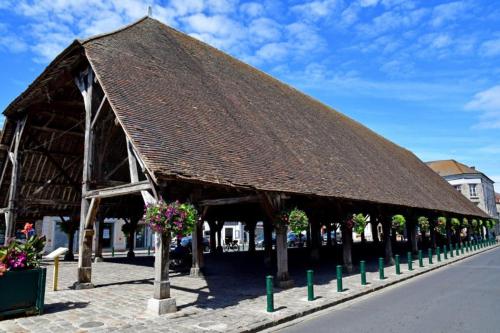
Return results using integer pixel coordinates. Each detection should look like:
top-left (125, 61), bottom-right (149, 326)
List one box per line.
top-left (94, 257), bottom-right (104, 263)
top-left (276, 279), bottom-right (295, 289)
top-left (147, 298), bottom-right (177, 315)
top-left (190, 267), bottom-right (204, 277)
top-left (73, 282), bottom-right (94, 290)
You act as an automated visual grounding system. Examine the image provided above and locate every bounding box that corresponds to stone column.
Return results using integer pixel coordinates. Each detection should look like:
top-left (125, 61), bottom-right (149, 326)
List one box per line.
top-left (147, 233), bottom-right (177, 314)
top-left (275, 224), bottom-right (294, 288)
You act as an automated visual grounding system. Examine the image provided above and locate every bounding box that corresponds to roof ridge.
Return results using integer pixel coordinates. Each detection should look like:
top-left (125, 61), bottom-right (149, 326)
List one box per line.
top-left (80, 16), bottom-right (150, 45)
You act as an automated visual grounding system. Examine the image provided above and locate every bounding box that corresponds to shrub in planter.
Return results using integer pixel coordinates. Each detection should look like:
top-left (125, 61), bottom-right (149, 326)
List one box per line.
top-left (144, 200), bottom-right (197, 239)
top-left (0, 223), bottom-right (47, 318)
top-left (391, 214), bottom-right (406, 234)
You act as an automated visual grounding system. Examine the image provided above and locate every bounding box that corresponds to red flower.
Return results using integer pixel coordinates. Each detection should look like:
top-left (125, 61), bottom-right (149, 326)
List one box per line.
top-left (22, 223), bottom-right (33, 236)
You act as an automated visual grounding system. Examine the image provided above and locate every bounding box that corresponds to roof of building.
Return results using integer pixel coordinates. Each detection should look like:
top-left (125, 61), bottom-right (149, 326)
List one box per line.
top-left (426, 159), bottom-right (491, 179)
top-left (1, 17), bottom-right (489, 218)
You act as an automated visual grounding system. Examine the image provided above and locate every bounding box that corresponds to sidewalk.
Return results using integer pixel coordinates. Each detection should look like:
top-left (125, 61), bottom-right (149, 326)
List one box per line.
top-left (0, 243), bottom-right (497, 333)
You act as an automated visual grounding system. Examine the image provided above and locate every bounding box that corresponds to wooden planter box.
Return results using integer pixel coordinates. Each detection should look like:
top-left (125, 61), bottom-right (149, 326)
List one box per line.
top-left (0, 267), bottom-right (46, 318)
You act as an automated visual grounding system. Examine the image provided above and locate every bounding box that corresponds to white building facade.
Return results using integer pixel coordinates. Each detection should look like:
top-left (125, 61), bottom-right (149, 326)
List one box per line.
top-left (427, 160), bottom-right (498, 218)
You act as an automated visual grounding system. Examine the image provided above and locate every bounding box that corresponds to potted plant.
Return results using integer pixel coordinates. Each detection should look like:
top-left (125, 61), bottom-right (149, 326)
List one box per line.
top-left (353, 213), bottom-right (367, 242)
top-left (0, 223), bottom-right (47, 318)
top-left (287, 208), bottom-right (308, 247)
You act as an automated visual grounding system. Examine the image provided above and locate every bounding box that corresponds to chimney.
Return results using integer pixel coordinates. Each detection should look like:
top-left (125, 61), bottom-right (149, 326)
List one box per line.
top-left (471, 166), bottom-right (475, 170)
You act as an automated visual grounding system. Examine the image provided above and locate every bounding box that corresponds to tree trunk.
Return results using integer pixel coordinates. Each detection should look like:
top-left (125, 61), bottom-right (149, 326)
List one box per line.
top-left (247, 221), bottom-right (256, 253)
top-left (127, 230), bottom-right (135, 259)
top-left (64, 231), bottom-right (75, 261)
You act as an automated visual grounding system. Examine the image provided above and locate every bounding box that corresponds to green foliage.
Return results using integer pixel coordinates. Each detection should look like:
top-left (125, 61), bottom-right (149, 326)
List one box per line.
top-left (57, 219), bottom-right (78, 235)
top-left (121, 222), bottom-right (138, 236)
top-left (391, 214), bottom-right (406, 233)
top-left (288, 208), bottom-right (309, 234)
top-left (462, 218), bottom-right (469, 227)
top-left (450, 218), bottom-right (461, 231)
top-left (353, 213), bottom-right (367, 235)
top-left (0, 223), bottom-right (46, 273)
top-left (436, 217), bottom-right (447, 234)
top-left (418, 216), bottom-right (429, 233)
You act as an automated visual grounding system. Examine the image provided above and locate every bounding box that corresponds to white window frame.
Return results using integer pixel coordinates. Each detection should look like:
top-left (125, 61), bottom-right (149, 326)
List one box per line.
top-left (469, 184), bottom-right (478, 198)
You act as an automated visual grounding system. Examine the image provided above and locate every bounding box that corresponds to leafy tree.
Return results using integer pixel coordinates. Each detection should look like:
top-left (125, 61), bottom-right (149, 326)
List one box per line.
top-left (392, 214), bottom-right (406, 234)
top-left (418, 216), bottom-right (429, 233)
top-left (57, 217), bottom-right (78, 261)
top-left (450, 218), bottom-right (461, 232)
top-left (288, 208), bottom-right (308, 243)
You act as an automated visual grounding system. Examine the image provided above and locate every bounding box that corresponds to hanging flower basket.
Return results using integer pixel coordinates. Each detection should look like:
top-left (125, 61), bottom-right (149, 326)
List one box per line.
top-left (144, 200), bottom-right (197, 238)
top-left (0, 223), bottom-right (47, 318)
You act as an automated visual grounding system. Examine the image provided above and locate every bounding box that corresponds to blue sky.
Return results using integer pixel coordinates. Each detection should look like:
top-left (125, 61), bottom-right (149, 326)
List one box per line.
top-left (0, 0), bottom-right (499, 190)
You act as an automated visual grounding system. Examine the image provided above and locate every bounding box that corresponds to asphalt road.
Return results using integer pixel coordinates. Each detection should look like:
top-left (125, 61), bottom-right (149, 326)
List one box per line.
top-left (276, 247), bottom-right (500, 333)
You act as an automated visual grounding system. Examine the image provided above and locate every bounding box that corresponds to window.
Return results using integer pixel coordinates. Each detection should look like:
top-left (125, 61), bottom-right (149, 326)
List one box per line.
top-left (469, 184), bottom-right (478, 198)
top-left (454, 185), bottom-right (461, 192)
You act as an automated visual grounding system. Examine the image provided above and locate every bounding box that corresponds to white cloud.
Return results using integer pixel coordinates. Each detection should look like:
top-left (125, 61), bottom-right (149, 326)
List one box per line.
top-left (430, 1), bottom-right (468, 27)
top-left (239, 2), bottom-right (263, 17)
top-left (465, 85), bottom-right (500, 129)
top-left (291, 0), bottom-right (340, 21)
top-left (479, 39), bottom-right (500, 57)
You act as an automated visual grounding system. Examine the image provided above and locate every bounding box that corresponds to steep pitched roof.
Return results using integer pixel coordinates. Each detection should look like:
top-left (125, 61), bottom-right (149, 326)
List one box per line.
top-left (426, 160), bottom-right (482, 177)
top-left (2, 17), bottom-right (489, 218)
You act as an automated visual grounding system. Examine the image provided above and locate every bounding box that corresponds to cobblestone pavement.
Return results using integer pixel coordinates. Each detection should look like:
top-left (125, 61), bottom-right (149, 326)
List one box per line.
top-left (0, 244), bottom-right (497, 333)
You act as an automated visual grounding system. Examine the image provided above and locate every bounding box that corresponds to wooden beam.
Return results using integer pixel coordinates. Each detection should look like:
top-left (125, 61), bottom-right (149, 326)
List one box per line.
top-left (30, 125), bottom-right (84, 137)
top-left (83, 180), bottom-right (152, 199)
top-left (22, 198), bottom-right (80, 207)
top-left (28, 136), bottom-right (81, 193)
top-left (127, 138), bottom-right (156, 204)
top-left (90, 96), bottom-right (108, 129)
top-left (199, 195), bottom-right (260, 206)
top-left (4, 116), bottom-right (27, 245)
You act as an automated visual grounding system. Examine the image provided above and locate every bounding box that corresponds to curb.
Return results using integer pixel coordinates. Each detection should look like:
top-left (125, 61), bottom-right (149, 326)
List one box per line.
top-left (243, 244), bottom-right (499, 333)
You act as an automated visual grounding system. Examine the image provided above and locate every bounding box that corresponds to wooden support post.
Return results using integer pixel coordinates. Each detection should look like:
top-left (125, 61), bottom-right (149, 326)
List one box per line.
top-left (208, 220), bottom-right (217, 253)
top-left (147, 232), bottom-right (177, 314)
top-left (247, 221), bottom-right (257, 253)
top-left (263, 219), bottom-right (273, 267)
top-left (75, 197), bottom-right (100, 289)
top-left (4, 116), bottom-right (27, 245)
top-left (409, 218), bottom-right (418, 254)
top-left (94, 215), bottom-right (105, 262)
top-left (260, 193), bottom-right (293, 289)
top-left (310, 217), bottom-right (321, 262)
top-left (75, 68), bottom-right (95, 289)
top-left (341, 217), bottom-right (353, 273)
top-left (190, 220), bottom-right (204, 277)
top-left (382, 215), bottom-right (395, 265)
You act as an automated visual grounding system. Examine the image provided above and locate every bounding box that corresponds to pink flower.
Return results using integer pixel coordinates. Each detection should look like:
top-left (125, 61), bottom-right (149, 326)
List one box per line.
top-left (0, 262), bottom-right (7, 276)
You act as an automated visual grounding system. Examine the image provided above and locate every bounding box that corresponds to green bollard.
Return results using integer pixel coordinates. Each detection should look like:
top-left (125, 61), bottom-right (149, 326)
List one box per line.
top-left (360, 261), bottom-right (367, 285)
top-left (148, 246), bottom-right (151, 256)
top-left (336, 265), bottom-right (343, 292)
top-left (407, 252), bottom-right (413, 271)
top-left (461, 244), bottom-right (464, 254)
top-left (443, 245), bottom-right (448, 259)
top-left (395, 255), bottom-right (400, 275)
top-left (450, 244), bottom-right (454, 258)
top-left (456, 244), bottom-right (460, 256)
top-left (266, 276), bottom-right (274, 312)
top-left (428, 248), bottom-right (433, 264)
top-left (437, 247), bottom-right (441, 262)
top-left (307, 270), bottom-right (314, 301)
top-left (112, 246), bottom-right (115, 257)
top-left (418, 250), bottom-right (423, 267)
top-left (379, 258), bottom-right (385, 280)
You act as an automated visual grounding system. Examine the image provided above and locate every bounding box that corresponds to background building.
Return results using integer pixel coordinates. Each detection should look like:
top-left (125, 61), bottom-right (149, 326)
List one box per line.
top-left (427, 160), bottom-right (498, 218)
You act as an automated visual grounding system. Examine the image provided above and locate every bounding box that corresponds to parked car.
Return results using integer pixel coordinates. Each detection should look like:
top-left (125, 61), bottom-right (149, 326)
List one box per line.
top-left (179, 236), bottom-right (210, 252)
top-left (255, 232), bottom-right (301, 248)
